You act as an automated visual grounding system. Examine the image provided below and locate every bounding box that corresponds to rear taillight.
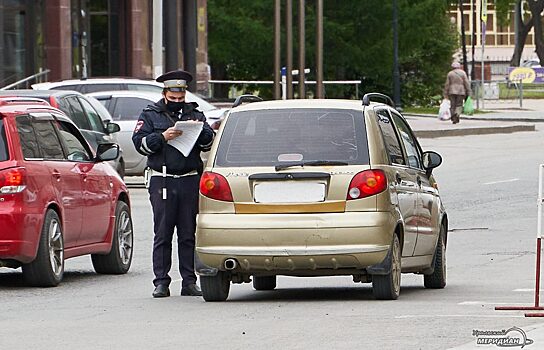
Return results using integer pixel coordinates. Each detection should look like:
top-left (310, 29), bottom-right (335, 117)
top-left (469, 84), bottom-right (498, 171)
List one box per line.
top-left (347, 169), bottom-right (387, 200)
top-left (0, 167), bottom-right (27, 194)
top-left (200, 171), bottom-right (233, 202)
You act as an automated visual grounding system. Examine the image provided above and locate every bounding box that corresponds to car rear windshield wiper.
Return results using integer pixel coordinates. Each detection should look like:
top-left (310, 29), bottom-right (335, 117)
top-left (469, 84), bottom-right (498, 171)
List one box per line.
top-left (275, 160), bottom-right (348, 171)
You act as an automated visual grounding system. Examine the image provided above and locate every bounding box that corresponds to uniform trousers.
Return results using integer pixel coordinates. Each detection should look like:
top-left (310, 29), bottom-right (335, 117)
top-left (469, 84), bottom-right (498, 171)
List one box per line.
top-left (148, 175), bottom-right (199, 287)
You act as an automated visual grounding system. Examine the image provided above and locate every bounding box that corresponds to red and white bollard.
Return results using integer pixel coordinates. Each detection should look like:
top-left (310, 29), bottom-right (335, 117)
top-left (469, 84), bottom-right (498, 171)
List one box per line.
top-left (495, 164), bottom-right (544, 316)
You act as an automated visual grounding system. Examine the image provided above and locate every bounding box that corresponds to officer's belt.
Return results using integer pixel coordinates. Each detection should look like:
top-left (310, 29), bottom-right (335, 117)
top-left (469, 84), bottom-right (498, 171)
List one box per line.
top-left (149, 169), bottom-right (198, 178)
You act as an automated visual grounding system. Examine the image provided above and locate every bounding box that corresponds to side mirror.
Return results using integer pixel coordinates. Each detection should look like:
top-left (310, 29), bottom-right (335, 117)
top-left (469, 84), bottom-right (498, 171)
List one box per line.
top-left (422, 151), bottom-right (442, 175)
top-left (106, 122), bottom-right (121, 134)
top-left (96, 143), bottom-right (120, 162)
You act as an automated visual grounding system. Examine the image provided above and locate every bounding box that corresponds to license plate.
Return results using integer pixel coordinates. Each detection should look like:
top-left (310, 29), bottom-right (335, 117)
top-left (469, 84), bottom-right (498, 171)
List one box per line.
top-left (254, 181), bottom-right (326, 203)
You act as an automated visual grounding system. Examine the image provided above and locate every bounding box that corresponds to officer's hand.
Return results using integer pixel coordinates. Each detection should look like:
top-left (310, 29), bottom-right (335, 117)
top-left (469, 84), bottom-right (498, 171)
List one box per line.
top-left (162, 127), bottom-right (183, 141)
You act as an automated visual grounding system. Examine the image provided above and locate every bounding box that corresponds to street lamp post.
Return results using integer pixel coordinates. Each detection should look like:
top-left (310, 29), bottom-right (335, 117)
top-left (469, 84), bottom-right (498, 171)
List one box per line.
top-left (393, 0), bottom-right (401, 110)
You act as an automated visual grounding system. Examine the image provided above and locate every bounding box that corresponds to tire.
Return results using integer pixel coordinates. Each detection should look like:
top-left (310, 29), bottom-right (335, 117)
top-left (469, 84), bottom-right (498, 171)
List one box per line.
top-left (372, 234), bottom-right (401, 300)
top-left (22, 209), bottom-right (64, 287)
top-left (91, 201), bottom-right (133, 274)
top-left (424, 223), bottom-right (447, 289)
top-left (201, 271), bottom-right (230, 302)
top-left (253, 276), bottom-right (276, 290)
top-left (117, 159), bottom-right (126, 179)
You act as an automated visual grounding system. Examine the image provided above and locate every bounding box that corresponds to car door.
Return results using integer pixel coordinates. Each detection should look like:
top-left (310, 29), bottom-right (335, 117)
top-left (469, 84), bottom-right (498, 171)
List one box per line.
top-left (56, 120), bottom-right (112, 245)
top-left (389, 111), bottom-right (440, 256)
top-left (375, 108), bottom-right (418, 257)
top-left (16, 114), bottom-right (83, 248)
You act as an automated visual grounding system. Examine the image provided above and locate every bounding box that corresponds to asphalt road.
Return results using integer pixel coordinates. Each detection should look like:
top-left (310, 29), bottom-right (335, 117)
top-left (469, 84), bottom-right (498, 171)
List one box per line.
top-left (2, 127), bottom-right (544, 349)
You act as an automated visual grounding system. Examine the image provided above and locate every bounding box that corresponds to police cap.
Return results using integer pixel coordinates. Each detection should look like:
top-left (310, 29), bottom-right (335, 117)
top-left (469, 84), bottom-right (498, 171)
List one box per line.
top-left (156, 70), bottom-right (193, 92)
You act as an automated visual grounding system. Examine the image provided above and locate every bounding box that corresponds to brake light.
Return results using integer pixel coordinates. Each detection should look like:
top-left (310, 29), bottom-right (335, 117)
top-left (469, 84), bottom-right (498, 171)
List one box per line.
top-left (347, 169), bottom-right (387, 200)
top-left (0, 167), bottom-right (27, 194)
top-left (200, 171), bottom-right (233, 202)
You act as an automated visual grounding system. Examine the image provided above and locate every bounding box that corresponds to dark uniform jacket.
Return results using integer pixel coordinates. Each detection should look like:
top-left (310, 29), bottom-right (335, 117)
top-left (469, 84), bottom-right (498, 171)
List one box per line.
top-left (132, 99), bottom-right (215, 175)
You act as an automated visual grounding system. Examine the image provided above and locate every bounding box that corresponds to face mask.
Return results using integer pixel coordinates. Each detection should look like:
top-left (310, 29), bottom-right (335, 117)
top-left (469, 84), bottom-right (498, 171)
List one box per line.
top-left (165, 100), bottom-right (184, 113)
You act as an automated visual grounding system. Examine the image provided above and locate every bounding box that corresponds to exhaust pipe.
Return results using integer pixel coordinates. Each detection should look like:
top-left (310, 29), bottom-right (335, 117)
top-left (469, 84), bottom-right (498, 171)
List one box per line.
top-left (224, 258), bottom-right (238, 270)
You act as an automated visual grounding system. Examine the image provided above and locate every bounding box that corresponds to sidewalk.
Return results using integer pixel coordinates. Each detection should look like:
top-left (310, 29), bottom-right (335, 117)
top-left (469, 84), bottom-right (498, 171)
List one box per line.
top-left (405, 98), bottom-right (543, 138)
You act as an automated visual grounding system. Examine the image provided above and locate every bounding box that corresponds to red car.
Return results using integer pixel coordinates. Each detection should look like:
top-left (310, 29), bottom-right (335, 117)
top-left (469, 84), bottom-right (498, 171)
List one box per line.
top-left (0, 97), bottom-right (133, 287)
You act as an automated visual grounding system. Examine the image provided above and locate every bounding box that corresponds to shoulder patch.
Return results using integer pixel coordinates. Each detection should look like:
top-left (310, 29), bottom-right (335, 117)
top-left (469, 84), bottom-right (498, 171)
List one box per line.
top-left (134, 120), bottom-right (144, 133)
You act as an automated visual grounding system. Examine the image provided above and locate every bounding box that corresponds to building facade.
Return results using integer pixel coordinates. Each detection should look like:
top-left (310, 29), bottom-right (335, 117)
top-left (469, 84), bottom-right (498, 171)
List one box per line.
top-left (449, 0), bottom-right (539, 79)
top-left (0, 0), bottom-right (210, 91)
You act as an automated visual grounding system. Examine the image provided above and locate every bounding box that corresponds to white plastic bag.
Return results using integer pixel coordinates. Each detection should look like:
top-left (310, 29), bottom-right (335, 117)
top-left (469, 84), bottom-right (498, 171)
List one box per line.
top-left (438, 99), bottom-right (451, 121)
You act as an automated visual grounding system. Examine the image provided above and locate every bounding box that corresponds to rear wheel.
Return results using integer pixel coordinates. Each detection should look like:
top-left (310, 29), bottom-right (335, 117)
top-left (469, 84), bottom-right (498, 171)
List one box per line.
top-left (201, 271), bottom-right (230, 302)
top-left (91, 201), bottom-right (133, 274)
top-left (372, 234), bottom-right (401, 300)
top-left (253, 276), bottom-right (276, 290)
top-left (22, 209), bottom-right (64, 287)
top-left (424, 223), bottom-right (447, 289)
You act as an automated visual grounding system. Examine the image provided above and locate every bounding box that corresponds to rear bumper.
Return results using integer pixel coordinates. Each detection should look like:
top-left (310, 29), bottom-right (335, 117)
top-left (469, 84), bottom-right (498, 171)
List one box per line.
top-left (0, 206), bottom-right (41, 264)
top-left (196, 211), bottom-right (396, 273)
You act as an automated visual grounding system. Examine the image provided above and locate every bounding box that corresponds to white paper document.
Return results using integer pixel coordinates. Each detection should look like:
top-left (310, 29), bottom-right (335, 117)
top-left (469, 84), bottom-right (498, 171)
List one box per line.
top-left (168, 121), bottom-right (203, 156)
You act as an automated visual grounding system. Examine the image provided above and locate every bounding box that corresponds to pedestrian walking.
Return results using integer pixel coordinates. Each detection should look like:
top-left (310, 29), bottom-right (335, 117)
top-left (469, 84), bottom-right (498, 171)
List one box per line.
top-left (132, 70), bottom-right (215, 298)
top-left (443, 61), bottom-right (472, 124)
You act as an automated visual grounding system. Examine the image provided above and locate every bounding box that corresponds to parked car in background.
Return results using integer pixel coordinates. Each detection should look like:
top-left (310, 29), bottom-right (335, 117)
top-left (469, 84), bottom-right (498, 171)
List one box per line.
top-left (32, 78), bottom-right (164, 94)
top-left (0, 97), bottom-right (133, 286)
top-left (0, 90), bottom-right (125, 177)
top-left (521, 58), bottom-right (542, 68)
top-left (196, 94), bottom-right (447, 302)
top-left (86, 90), bottom-right (226, 176)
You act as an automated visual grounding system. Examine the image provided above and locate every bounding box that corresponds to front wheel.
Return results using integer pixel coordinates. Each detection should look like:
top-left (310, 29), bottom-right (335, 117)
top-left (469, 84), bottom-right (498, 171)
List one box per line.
top-left (91, 201), bottom-right (133, 274)
top-left (372, 234), bottom-right (401, 300)
top-left (22, 209), bottom-right (64, 287)
top-left (201, 271), bottom-right (230, 302)
top-left (424, 223), bottom-right (447, 289)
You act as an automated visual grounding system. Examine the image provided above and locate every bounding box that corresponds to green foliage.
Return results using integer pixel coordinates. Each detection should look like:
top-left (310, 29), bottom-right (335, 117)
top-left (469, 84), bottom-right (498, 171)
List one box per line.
top-left (208, 0), bottom-right (458, 105)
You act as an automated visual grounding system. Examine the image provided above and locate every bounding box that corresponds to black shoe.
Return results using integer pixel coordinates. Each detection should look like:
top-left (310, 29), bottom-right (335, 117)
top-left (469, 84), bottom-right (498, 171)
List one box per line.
top-left (152, 284), bottom-right (170, 298)
top-left (181, 283), bottom-right (203, 296)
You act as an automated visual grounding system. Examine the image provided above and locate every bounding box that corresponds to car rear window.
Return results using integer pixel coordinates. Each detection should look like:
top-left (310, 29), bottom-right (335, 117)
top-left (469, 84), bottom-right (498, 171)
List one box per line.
top-left (0, 120), bottom-right (9, 161)
top-left (215, 108), bottom-right (369, 167)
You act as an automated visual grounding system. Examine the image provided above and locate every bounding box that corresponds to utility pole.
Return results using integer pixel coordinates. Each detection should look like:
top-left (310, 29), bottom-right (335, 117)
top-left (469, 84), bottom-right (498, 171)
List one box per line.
top-left (471, 0), bottom-right (476, 80)
top-left (274, 0), bottom-right (281, 99)
top-left (164, 0), bottom-right (178, 72)
top-left (152, 0), bottom-right (163, 78)
top-left (316, 0), bottom-right (323, 98)
top-left (286, 0), bottom-right (293, 99)
top-left (183, 0), bottom-right (198, 91)
top-left (393, 0), bottom-right (401, 109)
top-left (459, 0), bottom-right (468, 73)
top-left (298, 0), bottom-right (305, 99)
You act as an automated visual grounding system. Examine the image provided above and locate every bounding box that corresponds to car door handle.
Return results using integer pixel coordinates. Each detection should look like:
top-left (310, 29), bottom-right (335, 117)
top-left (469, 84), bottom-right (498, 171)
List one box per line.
top-left (52, 170), bottom-right (61, 180)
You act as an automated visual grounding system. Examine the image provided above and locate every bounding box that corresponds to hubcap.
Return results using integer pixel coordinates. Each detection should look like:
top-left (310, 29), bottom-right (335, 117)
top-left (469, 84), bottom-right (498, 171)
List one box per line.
top-left (48, 218), bottom-right (63, 276)
top-left (117, 210), bottom-right (133, 265)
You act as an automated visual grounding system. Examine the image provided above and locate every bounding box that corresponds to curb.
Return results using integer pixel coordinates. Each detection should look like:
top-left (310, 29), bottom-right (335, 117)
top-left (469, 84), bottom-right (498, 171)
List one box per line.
top-left (404, 112), bottom-right (544, 123)
top-left (415, 124), bottom-right (535, 138)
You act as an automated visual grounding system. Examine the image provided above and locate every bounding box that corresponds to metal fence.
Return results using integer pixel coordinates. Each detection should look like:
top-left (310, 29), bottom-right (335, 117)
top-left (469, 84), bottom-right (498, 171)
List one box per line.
top-left (203, 79), bottom-right (362, 99)
top-left (0, 68), bottom-right (50, 90)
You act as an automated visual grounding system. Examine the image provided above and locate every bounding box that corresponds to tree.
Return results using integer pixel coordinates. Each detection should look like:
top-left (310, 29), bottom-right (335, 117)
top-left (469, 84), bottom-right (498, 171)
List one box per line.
top-left (495, 0), bottom-right (544, 66)
top-left (208, 0), bottom-right (457, 105)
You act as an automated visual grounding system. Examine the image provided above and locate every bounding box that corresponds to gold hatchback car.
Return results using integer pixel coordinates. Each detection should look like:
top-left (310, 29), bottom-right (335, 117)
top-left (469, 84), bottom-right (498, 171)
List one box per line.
top-left (196, 93), bottom-right (447, 301)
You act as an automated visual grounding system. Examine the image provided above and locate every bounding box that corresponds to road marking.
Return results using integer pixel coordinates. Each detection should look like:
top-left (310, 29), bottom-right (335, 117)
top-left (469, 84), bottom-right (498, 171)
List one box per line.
top-left (483, 178), bottom-right (519, 185)
top-left (458, 301), bottom-right (529, 305)
top-left (395, 315), bottom-right (524, 319)
top-left (513, 288), bottom-right (534, 292)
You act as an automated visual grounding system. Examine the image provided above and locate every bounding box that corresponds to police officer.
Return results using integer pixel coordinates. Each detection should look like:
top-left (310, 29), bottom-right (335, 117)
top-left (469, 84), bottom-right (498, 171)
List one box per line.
top-left (132, 70), bottom-right (214, 298)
